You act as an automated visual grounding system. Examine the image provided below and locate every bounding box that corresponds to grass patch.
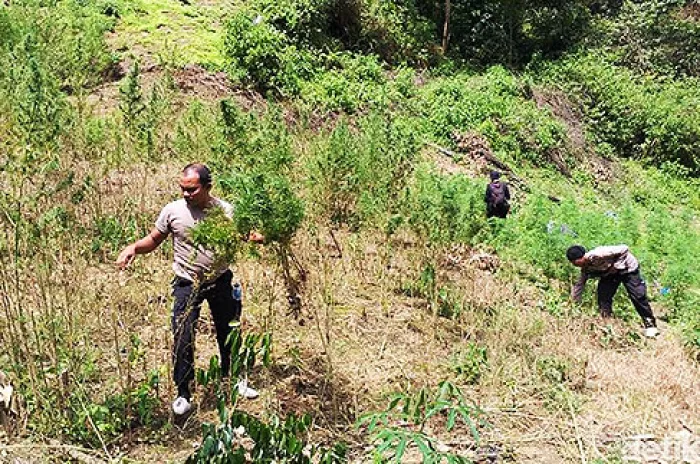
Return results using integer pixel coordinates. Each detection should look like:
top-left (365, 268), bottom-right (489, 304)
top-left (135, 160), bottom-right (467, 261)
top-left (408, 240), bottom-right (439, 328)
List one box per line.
top-left (112, 0), bottom-right (229, 68)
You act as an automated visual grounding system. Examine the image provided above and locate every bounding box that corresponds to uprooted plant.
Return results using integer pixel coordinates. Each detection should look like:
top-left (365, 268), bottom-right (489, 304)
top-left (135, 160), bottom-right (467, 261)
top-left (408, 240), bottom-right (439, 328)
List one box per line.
top-left (201, 100), bottom-right (306, 318)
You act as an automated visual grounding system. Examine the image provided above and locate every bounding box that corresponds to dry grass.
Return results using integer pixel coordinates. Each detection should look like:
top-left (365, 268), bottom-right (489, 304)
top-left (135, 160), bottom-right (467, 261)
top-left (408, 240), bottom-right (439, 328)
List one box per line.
top-left (2, 140), bottom-right (698, 464)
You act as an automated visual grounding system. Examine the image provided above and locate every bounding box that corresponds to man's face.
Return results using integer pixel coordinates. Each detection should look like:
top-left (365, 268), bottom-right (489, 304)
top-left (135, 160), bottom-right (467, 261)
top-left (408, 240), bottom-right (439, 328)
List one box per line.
top-left (570, 257), bottom-right (586, 267)
top-left (179, 171), bottom-right (210, 208)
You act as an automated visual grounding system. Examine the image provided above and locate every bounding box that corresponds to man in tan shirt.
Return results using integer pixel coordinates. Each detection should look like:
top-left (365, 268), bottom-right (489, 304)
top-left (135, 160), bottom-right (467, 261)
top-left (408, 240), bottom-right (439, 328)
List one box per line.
top-left (567, 244), bottom-right (659, 338)
top-left (117, 163), bottom-right (262, 416)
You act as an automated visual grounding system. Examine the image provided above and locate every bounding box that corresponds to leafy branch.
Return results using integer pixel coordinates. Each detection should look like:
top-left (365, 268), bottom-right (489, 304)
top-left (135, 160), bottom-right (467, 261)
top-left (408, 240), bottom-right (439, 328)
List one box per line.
top-left (357, 381), bottom-right (487, 463)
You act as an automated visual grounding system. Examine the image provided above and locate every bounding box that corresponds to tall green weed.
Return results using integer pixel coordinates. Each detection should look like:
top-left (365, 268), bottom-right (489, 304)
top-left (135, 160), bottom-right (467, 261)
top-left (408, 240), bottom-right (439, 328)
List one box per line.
top-left (306, 112), bottom-right (422, 231)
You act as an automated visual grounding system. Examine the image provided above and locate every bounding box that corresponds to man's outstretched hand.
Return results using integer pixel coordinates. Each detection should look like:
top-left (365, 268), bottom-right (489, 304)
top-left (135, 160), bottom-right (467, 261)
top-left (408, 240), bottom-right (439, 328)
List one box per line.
top-left (116, 245), bottom-right (136, 270)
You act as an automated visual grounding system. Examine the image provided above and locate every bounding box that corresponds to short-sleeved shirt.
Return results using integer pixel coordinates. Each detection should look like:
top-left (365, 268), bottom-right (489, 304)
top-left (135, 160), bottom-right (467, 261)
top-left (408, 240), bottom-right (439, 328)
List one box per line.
top-left (155, 197), bottom-right (234, 283)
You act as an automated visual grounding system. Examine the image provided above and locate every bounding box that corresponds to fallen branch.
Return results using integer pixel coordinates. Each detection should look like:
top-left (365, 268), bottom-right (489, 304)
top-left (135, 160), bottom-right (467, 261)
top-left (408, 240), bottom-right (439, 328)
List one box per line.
top-left (426, 141), bottom-right (562, 202)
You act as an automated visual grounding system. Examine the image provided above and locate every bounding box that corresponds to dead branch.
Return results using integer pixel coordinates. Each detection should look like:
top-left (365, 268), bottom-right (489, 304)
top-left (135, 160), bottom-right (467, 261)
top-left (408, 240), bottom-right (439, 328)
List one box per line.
top-left (426, 141), bottom-right (562, 202)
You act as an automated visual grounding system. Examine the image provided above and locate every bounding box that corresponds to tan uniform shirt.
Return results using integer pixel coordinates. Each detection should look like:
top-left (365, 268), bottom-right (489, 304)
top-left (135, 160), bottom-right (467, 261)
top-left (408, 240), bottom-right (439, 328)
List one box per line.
top-left (155, 198), bottom-right (233, 283)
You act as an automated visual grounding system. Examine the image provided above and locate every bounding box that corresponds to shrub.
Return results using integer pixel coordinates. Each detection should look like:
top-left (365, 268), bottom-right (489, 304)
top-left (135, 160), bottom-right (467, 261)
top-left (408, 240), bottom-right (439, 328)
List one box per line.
top-left (306, 112), bottom-right (422, 230)
top-left (358, 381), bottom-right (486, 462)
top-left (534, 53), bottom-right (700, 174)
top-left (355, 0), bottom-right (436, 65)
top-left (452, 342), bottom-right (488, 384)
top-left (203, 102), bottom-right (306, 314)
top-left (412, 0), bottom-right (593, 66)
top-left (417, 66), bottom-right (571, 169)
top-left (245, 0), bottom-right (335, 47)
top-left (404, 166), bottom-right (488, 246)
top-left (223, 2), bottom-right (323, 94)
top-left (0, 0), bottom-right (116, 90)
top-left (2, 39), bottom-right (68, 150)
top-left (0, 0), bottom-right (117, 150)
top-left (187, 328), bottom-right (345, 463)
top-left (594, 0), bottom-right (700, 78)
top-left (299, 52), bottom-right (389, 112)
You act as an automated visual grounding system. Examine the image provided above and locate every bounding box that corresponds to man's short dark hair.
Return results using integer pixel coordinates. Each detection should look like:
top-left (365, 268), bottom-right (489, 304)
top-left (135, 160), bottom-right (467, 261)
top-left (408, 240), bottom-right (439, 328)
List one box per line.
top-left (566, 245), bottom-right (586, 262)
top-left (183, 163), bottom-right (212, 187)
top-left (490, 171), bottom-right (501, 181)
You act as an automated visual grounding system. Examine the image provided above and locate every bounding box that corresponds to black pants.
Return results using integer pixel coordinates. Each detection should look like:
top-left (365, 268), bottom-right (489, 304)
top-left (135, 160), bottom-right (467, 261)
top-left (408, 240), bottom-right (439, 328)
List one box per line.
top-left (487, 203), bottom-right (510, 219)
top-left (171, 270), bottom-right (241, 399)
top-left (597, 269), bottom-right (656, 328)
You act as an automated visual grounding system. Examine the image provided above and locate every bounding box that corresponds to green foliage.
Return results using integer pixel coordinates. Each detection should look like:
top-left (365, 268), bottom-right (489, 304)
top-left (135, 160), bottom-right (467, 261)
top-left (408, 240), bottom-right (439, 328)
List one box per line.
top-left (213, 102), bottom-right (304, 245)
top-left (224, 5), bottom-right (320, 94)
top-left (190, 102), bottom-right (306, 268)
top-left (405, 167), bottom-right (487, 245)
top-left (436, 285), bottom-right (466, 319)
top-left (188, 330), bottom-right (345, 463)
top-left (244, 0), bottom-right (334, 47)
top-left (91, 213), bottom-right (142, 258)
top-left (173, 100), bottom-right (220, 159)
top-left (2, 36), bottom-right (68, 150)
top-left (417, 67), bottom-right (570, 169)
top-left (226, 326), bottom-right (273, 382)
top-left (358, 381), bottom-right (486, 462)
top-left (299, 52), bottom-right (388, 112)
top-left (593, 0), bottom-right (700, 78)
top-left (119, 61), bottom-right (146, 129)
top-left (536, 355), bottom-right (570, 384)
top-left (0, 0), bottom-right (116, 90)
top-left (61, 372), bottom-right (161, 448)
top-left (190, 206), bottom-right (242, 271)
top-left (451, 343), bottom-right (488, 385)
top-left (188, 409), bottom-right (347, 463)
top-left (195, 326), bottom-right (272, 401)
top-left (306, 113), bottom-right (421, 230)
top-left (353, 0), bottom-right (436, 65)
top-left (231, 171), bottom-right (305, 245)
top-left (224, 0), bottom-right (597, 68)
top-left (305, 120), bottom-right (362, 227)
top-left (534, 53), bottom-right (700, 173)
top-left (118, 62), bottom-right (174, 158)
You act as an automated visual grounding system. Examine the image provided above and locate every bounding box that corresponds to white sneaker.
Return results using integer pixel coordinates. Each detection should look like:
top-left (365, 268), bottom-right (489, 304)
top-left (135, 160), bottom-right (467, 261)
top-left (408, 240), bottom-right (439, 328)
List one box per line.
top-left (236, 379), bottom-right (259, 399)
top-left (172, 396), bottom-right (192, 415)
top-left (644, 327), bottom-right (660, 338)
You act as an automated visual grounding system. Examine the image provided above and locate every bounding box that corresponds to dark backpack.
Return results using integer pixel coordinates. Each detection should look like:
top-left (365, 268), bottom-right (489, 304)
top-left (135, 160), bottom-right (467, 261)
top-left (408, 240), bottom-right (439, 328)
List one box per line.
top-left (489, 182), bottom-right (508, 207)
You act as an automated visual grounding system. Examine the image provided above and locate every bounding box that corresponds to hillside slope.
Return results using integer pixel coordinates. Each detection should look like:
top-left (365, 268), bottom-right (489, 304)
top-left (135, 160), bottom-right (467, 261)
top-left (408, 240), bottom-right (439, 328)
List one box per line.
top-left (0, 0), bottom-right (698, 463)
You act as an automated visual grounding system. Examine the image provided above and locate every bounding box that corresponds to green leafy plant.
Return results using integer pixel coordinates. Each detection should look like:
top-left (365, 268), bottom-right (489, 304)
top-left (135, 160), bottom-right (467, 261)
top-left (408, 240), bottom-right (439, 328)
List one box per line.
top-left (358, 381), bottom-right (486, 463)
top-left (190, 206), bottom-right (243, 272)
top-left (188, 409), bottom-right (347, 463)
top-left (534, 53), bottom-right (700, 174)
top-left (224, 7), bottom-right (319, 94)
top-left (118, 62), bottom-right (173, 158)
top-left (188, 328), bottom-right (346, 463)
top-left (208, 102), bottom-right (306, 316)
top-left (451, 343), bottom-right (488, 385)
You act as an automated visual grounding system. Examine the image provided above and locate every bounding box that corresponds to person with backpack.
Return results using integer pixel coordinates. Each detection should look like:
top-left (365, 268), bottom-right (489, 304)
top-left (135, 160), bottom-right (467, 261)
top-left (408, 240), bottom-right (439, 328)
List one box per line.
top-left (485, 171), bottom-right (510, 218)
top-left (566, 244), bottom-right (659, 338)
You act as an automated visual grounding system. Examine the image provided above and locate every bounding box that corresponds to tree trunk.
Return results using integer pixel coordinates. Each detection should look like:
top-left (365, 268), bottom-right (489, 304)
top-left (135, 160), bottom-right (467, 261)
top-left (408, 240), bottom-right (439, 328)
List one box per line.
top-left (442, 0), bottom-right (451, 54)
